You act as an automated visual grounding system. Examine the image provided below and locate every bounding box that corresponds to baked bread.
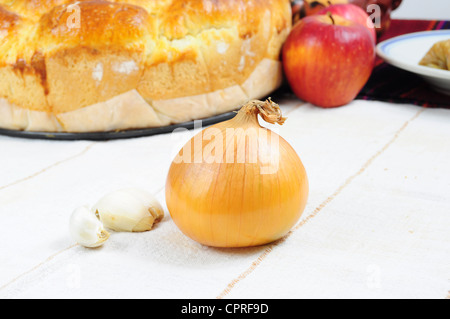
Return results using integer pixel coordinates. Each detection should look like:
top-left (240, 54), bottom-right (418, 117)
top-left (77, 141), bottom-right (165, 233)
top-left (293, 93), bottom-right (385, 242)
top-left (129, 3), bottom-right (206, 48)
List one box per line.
top-left (419, 39), bottom-right (450, 71)
top-left (0, 0), bottom-right (291, 133)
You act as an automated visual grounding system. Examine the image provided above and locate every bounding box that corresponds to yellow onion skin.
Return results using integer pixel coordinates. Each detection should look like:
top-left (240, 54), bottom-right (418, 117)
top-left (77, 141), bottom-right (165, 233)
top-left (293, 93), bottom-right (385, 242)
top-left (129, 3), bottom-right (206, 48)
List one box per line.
top-left (166, 100), bottom-right (309, 248)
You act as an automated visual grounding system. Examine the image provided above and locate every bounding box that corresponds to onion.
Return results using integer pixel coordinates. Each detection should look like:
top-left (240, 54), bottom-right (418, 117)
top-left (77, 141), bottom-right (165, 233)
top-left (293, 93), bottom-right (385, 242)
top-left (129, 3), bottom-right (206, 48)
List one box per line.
top-left (165, 99), bottom-right (309, 247)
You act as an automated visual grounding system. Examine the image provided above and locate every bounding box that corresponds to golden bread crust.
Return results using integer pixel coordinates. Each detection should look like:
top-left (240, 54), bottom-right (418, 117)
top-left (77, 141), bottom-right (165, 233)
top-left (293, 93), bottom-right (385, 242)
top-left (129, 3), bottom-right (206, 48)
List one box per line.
top-left (0, 0), bottom-right (291, 132)
top-left (0, 6), bottom-right (20, 35)
top-left (38, 1), bottom-right (154, 50)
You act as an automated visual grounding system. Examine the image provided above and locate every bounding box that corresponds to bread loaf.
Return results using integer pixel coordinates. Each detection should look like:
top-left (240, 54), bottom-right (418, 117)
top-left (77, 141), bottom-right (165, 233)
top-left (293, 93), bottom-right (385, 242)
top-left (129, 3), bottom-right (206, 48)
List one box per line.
top-left (0, 0), bottom-right (291, 132)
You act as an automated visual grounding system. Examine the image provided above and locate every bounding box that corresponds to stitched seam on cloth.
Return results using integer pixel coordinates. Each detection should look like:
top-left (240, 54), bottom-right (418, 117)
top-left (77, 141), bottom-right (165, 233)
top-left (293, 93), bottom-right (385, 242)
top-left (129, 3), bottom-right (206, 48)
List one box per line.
top-left (0, 244), bottom-right (78, 295)
top-left (217, 108), bottom-right (426, 299)
top-left (0, 143), bottom-right (97, 192)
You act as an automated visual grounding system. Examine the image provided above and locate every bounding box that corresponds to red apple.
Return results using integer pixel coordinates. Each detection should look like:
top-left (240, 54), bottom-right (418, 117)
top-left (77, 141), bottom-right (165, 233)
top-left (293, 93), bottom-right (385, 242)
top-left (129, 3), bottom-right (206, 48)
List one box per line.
top-left (317, 4), bottom-right (376, 43)
top-left (302, 0), bottom-right (349, 17)
top-left (296, 0), bottom-right (403, 37)
top-left (282, 14), bottom-right (375, 108)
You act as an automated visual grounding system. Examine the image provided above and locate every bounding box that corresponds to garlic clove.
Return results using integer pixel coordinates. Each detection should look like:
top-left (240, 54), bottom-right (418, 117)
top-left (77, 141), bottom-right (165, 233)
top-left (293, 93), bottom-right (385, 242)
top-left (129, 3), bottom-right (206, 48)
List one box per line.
top-left (70, 206), bottom-right (110, 248)
top-left (93, 188), bottom-right (164, 233)
top-left (122, 188), bottom-right (164, 222)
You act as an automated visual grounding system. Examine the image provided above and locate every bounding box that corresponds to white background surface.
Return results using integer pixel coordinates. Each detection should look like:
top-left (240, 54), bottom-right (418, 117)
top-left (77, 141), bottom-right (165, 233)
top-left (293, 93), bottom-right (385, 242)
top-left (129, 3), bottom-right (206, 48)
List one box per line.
top-left (392, 0), bottom-right (450, 20)
top-left (0, 1), bottom-right (449, 300)
top-left (0, 98), bottom-right (448, 299)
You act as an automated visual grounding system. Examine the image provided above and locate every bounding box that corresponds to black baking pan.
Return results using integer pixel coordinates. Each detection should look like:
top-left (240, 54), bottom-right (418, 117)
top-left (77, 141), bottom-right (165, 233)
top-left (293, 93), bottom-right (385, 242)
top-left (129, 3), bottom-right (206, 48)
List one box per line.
top-left (0, 88), bottom-right (293, 141)
top-left (0, 111), bottom-right (237, 141)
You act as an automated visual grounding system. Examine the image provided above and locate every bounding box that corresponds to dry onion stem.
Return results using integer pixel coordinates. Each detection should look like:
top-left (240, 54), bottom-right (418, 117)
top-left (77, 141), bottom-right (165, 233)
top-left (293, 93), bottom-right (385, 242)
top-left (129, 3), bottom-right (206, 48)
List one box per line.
top-left (166, 99), bottom-right (309, 248)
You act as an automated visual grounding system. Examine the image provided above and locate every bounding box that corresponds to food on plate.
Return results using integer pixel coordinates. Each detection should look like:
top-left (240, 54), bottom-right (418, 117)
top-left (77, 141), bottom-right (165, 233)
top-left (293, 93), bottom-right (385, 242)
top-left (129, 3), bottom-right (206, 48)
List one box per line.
top-left (166, 99), bottom-right (309, 248)
top-left (282, 13), bottom-right (376, 108)
top-left (0, 0), bottom-right (291, 133)
top-left (419, 39), bottom-right (450, 71)
top-left (94, 188), bottom-right (164, 233)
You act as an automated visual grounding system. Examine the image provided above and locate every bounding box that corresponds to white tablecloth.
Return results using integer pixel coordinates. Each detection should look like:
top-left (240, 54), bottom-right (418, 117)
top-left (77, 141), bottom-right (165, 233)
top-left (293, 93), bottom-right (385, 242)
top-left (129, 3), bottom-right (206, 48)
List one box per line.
top-left (0, 97), bottom-right (449, 299)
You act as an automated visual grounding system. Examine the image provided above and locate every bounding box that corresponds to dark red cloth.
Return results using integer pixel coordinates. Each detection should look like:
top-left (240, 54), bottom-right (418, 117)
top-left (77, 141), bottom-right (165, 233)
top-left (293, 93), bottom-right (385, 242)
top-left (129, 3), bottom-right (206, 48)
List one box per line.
top-left (357, 19), bottom-right (450, 108)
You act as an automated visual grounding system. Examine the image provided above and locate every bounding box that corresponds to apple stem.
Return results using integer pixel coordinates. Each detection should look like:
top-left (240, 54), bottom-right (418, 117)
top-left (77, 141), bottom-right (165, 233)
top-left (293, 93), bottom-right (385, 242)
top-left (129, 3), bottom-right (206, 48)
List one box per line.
top-left (327, 12), bottom-right (336, 25)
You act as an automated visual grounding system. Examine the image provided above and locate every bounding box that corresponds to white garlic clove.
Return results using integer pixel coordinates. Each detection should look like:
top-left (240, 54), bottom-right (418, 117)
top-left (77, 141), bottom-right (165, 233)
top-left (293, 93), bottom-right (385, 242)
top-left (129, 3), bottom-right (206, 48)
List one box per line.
top-left (70, 206), bottom-right (110, 248)
top-left (122, 188), bottom-right (164, 222)
top-left (93, 188), bottom-right (164, 233)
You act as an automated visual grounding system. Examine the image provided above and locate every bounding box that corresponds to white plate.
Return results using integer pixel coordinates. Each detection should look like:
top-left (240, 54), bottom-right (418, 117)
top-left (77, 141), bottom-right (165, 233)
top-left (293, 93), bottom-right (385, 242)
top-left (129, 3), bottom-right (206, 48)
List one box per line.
top-left (376, 30), bottom-right (450, 95)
